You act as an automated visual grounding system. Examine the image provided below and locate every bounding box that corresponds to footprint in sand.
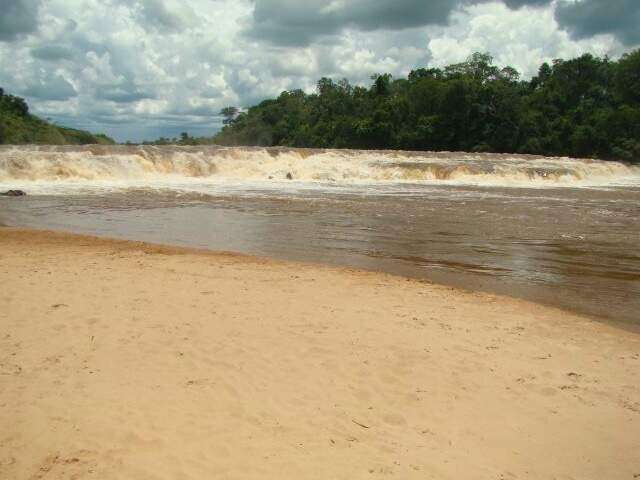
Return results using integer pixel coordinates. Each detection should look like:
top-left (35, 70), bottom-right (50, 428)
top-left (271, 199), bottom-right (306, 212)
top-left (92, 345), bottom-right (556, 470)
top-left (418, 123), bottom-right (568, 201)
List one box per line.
top-left (0, 362), bottom-right (22, 375)
top-left (0, 456), bottom-right (16, 468)
top-left (382, 413), bottom-right (407, 427)
top-left (29, 451), bottom-right (97, 480)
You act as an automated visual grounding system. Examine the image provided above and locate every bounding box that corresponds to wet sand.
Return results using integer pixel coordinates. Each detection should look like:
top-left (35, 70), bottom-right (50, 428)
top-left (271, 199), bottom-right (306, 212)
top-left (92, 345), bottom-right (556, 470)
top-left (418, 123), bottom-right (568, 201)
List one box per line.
top-left (0, 227), bottom-right (638, 479)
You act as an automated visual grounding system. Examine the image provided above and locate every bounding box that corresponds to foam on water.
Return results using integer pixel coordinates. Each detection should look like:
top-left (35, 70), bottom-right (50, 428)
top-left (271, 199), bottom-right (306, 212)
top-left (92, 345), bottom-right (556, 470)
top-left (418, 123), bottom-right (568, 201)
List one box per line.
top-left (1, 144), bottom-right (639, 195)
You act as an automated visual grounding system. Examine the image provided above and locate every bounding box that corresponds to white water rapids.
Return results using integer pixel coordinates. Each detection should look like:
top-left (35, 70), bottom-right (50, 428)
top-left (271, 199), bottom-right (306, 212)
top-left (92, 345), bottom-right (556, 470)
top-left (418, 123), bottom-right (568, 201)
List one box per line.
top-left (1, 145), bottom-right (639, 193)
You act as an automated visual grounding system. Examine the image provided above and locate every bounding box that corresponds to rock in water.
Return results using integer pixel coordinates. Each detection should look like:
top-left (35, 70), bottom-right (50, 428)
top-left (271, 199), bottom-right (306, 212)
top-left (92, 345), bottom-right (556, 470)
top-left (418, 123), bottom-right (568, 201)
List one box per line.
top-left (1, 190), bottom-right (27, 197)
top-left (286, 172), bottom-right (293, 180)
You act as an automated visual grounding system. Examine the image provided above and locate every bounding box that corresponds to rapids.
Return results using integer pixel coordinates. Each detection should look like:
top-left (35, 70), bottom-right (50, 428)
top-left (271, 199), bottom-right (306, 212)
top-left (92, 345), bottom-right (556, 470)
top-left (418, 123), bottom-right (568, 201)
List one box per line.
top-left (1, 145), bottom-right (639, 190)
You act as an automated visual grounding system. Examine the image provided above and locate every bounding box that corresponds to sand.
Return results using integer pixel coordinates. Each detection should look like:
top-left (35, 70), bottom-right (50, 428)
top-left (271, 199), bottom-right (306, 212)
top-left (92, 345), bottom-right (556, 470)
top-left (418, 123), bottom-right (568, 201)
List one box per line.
top-left (0, 227), bottom-right (638, 480)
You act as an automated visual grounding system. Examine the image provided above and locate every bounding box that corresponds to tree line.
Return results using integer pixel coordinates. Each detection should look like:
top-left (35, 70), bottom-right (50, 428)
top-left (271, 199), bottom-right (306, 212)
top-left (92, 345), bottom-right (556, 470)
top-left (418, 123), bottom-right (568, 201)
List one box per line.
top-left (0, 88), bottom-right (114, 145)
top-left (213, 50), bottom-right (640, 162)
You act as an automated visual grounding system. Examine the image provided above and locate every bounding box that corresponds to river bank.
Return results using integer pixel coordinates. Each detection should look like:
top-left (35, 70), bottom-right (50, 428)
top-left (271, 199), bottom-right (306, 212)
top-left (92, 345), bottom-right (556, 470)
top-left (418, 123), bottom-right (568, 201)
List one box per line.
top-left (0, 227), bottom-right (638, 479)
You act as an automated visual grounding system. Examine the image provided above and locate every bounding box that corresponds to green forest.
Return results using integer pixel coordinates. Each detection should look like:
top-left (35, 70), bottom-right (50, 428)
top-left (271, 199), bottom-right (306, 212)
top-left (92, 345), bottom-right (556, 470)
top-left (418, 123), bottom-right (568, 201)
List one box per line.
top-left (0, 88), bottom-right (114, 145)
top-left (213, 50), bottom-right (640, 163)
top-left (3, 50), bottom-right (639, 160)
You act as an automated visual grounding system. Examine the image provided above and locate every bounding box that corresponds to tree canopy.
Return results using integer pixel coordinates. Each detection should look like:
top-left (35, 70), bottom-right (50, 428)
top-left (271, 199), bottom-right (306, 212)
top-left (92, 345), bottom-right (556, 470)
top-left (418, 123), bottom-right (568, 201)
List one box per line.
top-left (213, 50), bottom-right (640, 163)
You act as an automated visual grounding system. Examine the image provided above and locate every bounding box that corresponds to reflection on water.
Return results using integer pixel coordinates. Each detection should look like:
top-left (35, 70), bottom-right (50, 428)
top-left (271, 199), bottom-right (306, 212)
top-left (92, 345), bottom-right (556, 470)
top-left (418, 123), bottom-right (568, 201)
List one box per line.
top-left (2, 183), bottom-right (639, 327)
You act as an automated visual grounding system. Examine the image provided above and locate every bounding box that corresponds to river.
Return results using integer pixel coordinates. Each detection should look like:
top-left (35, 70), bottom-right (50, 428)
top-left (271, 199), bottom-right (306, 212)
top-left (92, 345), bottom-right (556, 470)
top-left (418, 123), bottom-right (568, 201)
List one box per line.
top-left (2, 145), bottom-right (639, 327)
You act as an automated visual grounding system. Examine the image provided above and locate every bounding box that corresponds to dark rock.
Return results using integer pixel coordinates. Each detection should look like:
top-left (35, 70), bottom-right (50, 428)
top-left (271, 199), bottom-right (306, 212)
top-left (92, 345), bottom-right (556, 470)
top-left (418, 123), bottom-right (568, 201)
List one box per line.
top-left (286, 172), bottom-right (293, 180)
top-left (0, 190), bottom-right (26, 197)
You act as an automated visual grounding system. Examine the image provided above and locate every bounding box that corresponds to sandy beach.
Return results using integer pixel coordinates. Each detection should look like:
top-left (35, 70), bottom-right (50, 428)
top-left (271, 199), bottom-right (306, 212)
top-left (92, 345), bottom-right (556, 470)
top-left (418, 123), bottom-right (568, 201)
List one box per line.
top-left (0, 227), bottom-right (638, 480)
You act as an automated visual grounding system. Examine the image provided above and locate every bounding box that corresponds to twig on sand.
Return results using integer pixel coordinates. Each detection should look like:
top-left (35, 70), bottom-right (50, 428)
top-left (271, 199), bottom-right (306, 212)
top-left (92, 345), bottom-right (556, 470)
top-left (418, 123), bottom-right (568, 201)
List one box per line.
top-left (352, 419), bottom-right (370, 429)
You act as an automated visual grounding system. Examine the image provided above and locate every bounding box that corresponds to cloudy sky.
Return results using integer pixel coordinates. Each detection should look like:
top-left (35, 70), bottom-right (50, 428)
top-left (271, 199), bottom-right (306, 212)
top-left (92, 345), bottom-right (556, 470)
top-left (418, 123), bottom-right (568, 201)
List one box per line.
top-left (0, 0), bottom-right (638, 142)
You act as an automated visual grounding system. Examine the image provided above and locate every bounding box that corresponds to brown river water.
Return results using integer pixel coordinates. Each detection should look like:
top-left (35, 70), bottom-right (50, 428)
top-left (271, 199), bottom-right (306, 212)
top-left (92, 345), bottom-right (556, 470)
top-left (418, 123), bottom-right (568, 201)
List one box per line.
top-left (1, 145), bottom-right (639, 328)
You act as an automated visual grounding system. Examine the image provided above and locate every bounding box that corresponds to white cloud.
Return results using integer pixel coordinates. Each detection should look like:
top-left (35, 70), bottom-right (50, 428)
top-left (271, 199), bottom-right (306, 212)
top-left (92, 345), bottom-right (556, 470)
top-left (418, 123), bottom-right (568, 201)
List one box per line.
top-left (427, 2), bottom-right (623, 77)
